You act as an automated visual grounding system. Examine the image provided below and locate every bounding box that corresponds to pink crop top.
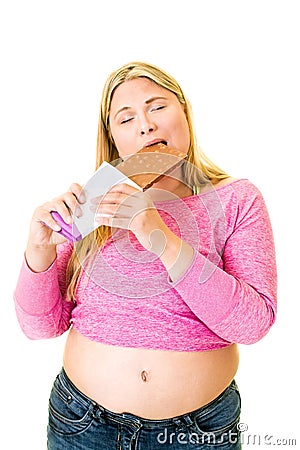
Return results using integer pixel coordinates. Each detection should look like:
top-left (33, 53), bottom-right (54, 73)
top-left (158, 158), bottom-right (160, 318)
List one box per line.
top-left (14, 179), bottom-right (277, 351)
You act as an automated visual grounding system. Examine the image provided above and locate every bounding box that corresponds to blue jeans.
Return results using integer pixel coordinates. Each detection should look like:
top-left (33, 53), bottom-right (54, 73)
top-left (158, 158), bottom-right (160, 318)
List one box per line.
top-left (47, 368), bottom-right (241, 449)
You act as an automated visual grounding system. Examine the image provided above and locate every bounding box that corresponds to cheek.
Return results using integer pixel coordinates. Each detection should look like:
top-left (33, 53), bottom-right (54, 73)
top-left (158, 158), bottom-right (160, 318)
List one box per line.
top-left (170, 115), bottom-right (190, 152)
top-left (110, 124), bottom-right (127, 154)
top-left (111, 129), bottom-right (134, 157)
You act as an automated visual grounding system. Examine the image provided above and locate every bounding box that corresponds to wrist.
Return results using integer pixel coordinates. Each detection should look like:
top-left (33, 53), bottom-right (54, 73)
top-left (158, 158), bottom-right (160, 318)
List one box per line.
top-left (158, 228), bottom-right (194, 282)
top-left (25, 242), bottom-right (57, 273)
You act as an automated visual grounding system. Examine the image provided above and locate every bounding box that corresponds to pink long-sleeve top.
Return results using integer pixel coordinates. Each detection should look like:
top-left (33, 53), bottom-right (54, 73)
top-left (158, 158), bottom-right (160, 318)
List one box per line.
top-left (14, 179), bottom-right (277, 351)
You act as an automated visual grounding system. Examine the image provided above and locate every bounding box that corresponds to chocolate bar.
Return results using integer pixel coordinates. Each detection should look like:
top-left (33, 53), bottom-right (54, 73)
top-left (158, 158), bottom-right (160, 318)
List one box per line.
top-left (49, 144), bottom-right (187, 242)
top-left (117, 143), bottom-right (187, 190)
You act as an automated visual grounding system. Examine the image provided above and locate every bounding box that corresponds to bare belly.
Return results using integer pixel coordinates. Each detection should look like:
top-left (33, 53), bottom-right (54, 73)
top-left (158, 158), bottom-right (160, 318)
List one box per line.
top-left (63, 327), bottom-right (239, 420)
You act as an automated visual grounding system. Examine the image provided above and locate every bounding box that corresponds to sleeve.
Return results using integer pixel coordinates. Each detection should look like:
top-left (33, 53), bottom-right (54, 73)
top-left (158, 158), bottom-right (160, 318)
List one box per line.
top-left (13, 242), bottom-right (76, 340)
top-left (168, 181), bottom-right (277, 344)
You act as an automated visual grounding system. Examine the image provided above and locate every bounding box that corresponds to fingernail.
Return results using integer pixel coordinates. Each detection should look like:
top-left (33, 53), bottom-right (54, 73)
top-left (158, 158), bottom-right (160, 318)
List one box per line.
top-left (79, 192), bottom-right (86, 203)
top-left (91, 195), bottom-right (103, 205)
top-left (75, 206), bottom-right (82, 217)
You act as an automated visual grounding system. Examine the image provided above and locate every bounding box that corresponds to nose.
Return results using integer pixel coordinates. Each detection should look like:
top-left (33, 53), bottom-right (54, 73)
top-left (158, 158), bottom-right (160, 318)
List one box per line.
top-left (141, 126), bottom-right (154, 135)
top-left (139, 113), bottom-right (156, 136)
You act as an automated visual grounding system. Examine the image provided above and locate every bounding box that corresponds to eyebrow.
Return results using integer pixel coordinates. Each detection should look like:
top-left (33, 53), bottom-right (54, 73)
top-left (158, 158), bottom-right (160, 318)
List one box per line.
top-left (113, 96), bottom-right (168, 120)
top-left (145, 96), bottom-right (167, 104)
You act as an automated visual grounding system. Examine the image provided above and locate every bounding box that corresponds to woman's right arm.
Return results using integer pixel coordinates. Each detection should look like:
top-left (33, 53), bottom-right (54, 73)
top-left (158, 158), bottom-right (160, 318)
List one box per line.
top-left (14, 183), bottom-right (85, 340)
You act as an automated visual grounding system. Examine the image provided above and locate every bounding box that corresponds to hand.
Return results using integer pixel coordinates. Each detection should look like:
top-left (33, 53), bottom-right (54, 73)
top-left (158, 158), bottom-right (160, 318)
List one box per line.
top-left (28, 183), bottom-right (85, 248)
top-left (91, 183), bottom-right (169, 255)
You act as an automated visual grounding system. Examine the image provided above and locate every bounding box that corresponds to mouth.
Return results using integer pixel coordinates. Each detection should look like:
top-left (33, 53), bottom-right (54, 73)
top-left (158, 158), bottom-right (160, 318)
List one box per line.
top-left (145, 139), bottom-right (168, 147)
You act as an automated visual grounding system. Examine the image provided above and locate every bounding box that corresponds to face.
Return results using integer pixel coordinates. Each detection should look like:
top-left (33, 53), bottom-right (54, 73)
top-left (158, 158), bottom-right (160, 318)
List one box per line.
top-left (109, 78), bottom-right (190, 158)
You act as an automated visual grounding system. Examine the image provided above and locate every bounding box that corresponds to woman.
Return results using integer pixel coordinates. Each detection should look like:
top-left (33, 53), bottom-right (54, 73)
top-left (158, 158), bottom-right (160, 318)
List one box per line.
top-left (14, 62), bottom-right (277, 449)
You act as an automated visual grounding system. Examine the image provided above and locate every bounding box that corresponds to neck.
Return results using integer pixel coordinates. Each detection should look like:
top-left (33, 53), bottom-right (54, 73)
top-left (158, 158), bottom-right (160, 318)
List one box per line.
top-left (148, 175), bottom-right (193, 201)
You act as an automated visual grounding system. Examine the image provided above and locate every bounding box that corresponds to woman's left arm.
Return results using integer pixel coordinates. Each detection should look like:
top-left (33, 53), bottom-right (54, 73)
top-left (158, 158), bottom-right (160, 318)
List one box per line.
top-left (165, 183), bottom-right (277, 345)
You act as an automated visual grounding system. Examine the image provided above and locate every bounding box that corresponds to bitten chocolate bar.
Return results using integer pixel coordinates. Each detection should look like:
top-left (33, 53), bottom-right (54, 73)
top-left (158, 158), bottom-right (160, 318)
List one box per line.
top-left (49, 144), bottom-right (187, 241)
top-left (117, 143), bottom-right (187, 190)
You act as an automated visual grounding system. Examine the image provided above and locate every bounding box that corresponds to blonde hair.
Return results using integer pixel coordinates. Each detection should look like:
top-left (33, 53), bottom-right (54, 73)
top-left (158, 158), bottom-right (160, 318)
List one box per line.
top-left (66, 61), bottom-right (229, 301)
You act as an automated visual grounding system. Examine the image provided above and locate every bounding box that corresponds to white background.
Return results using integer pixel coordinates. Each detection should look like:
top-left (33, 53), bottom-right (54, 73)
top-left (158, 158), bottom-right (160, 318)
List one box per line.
top-left (0, 1), bottom-right (299, 448)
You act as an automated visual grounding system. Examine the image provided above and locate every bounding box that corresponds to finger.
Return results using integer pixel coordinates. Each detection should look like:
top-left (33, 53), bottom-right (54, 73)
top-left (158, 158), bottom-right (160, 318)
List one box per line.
top-left (69, 183), bottom-right (86, 204)
top-left (34, 207), bottom-right (62, 232)
top-left (94, 202), bottom-right (133, 222)
top-left (90, 190), bottom-right (133, 213)
top-left (43, 199), bottom-right (73, 225)
top-left (61, 192), bottom-right (80, 213)
top-left (90, 184), bottom-right (140, 206)
top-left (58, 191), bottom-right (84, 219)
top-left (109, 183), bottom-right (140, 195)
top-left (93, 198), bottom-right (133, 218)
top-left (90, 195), bottom-right (104, 205)
top-left (105, 192), bottom-right (133, 204)
top-left (92, 191), bottom-right (129, 205)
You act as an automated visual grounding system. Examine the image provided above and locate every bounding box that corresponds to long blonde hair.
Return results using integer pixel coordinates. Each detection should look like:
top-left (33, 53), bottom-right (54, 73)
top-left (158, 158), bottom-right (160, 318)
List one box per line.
top-left (66, 61), bottom-right (229, 301)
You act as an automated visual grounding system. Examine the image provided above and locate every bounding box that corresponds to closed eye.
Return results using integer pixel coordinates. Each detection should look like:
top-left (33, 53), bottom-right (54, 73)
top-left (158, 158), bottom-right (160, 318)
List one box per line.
top-left (150, 105), bottom-right (165, 112)
top-left (120, 117), bottom-right (134, 124)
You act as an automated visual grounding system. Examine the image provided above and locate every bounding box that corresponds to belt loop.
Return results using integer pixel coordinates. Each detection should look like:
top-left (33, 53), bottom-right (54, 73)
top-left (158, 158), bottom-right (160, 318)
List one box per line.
top-left (174, 415), bottom-right (194, 431)
top-left (173, 418), bottom-right (186, 431)
top-left (90, 402), bottom-right (106, 423)
top-left (184, 415), bottom-right (194, 427)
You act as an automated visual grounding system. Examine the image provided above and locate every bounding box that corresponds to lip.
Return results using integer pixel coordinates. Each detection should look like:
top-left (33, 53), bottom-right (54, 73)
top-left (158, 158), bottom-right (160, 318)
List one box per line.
top-left (145, 138), bottom-right (168, 147)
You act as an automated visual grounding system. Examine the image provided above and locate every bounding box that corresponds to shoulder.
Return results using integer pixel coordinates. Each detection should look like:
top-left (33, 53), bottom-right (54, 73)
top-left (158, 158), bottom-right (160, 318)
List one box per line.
top-left (218, 179), bottom-right (271, 229)
top-left (210, 178), bottom-right (269, 221)
top-left (194, 177), bottom-right (266, 212)
top-left (202, 177), bottom-right (253, 193)
top-left (213, 176), bottom-right (237, 189)
top-left (214, 177), bottom-right (256, 190)
top-left (213, 177), bottom-right (264, 201)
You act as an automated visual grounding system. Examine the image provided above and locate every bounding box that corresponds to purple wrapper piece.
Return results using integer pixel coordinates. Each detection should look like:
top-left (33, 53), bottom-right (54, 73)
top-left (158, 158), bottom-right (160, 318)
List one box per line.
top-left (50, 211), bottom-right (82, 242)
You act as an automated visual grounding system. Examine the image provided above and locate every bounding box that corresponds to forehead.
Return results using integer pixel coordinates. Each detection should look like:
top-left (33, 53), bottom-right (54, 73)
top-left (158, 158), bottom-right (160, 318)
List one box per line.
top-left (110, 78), bottom-right (172, 110)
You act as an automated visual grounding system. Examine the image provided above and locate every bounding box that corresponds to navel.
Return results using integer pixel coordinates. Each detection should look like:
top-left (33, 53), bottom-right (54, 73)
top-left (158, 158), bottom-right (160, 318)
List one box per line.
top-left (140, 369), bottom-right (149, 382)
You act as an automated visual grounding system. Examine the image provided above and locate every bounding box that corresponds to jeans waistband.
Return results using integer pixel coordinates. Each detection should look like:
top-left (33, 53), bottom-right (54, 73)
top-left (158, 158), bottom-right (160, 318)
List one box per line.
top-left (59, 367), bottom-right (236, 430)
